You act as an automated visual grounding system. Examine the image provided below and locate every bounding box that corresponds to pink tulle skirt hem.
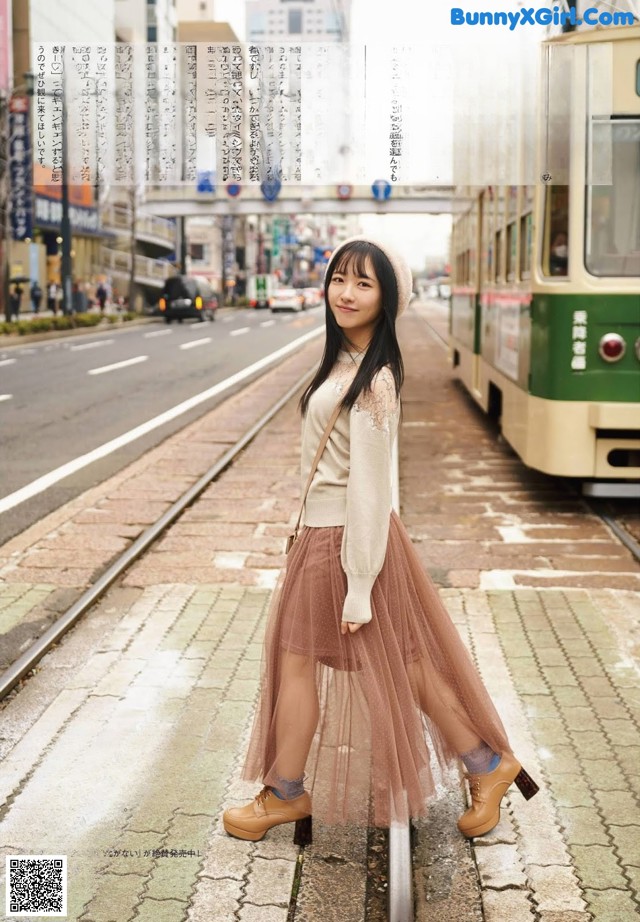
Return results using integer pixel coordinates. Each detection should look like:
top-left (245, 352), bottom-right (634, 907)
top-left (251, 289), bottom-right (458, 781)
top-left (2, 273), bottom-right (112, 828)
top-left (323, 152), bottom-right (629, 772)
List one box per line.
top-left (242, 511), bottom-right (512, 826)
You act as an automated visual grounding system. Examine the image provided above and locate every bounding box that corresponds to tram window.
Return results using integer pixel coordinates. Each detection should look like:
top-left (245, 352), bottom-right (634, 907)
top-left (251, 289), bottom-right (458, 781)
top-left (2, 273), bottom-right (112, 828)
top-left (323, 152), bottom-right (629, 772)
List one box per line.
top-left (586, 119), bottom-right (640, 277)
top-left (495, 229), bottom-right (503, 281)
top-left (520, 213), bottom-right (532, 278)
top-left (456, 249), bottom-right (470, 285)
top-left (542, 185), bottom-right (569, 277)
top-left (506, 222), bottom-right (517, 281)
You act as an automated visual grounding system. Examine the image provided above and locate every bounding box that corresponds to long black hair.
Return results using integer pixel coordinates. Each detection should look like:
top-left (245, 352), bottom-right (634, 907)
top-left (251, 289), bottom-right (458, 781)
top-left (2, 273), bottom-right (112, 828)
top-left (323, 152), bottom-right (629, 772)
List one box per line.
top-left (298, 240), bottom-right (404, 417)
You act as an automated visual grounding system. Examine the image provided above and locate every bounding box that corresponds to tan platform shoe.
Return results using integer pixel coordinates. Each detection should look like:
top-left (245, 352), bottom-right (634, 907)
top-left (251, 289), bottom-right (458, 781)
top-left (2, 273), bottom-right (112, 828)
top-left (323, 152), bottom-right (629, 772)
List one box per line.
top-left (223, 786), bottom-right (313, 845)
top-left (457, 753), bottom-right (539, 838)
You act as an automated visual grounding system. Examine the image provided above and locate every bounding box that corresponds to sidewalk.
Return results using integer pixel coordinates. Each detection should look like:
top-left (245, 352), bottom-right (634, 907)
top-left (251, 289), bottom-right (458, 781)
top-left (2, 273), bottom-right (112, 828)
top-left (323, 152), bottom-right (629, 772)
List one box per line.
top-left (0, 303), bottom-right (638, 921)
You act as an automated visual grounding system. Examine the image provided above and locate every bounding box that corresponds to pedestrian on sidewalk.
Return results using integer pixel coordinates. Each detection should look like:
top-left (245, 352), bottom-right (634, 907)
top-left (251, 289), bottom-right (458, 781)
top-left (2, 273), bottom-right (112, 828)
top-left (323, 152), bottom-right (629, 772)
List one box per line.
top-left (30, 280), bottom-right (42, 314)
top-left (223, 236), bottom-right (539, 846)
top-left (47, 282), bottom-right (58, 315)
top-left (9, 283), bottom-right (22, 320)
top-left (96, 282), bottom-right (107, 314)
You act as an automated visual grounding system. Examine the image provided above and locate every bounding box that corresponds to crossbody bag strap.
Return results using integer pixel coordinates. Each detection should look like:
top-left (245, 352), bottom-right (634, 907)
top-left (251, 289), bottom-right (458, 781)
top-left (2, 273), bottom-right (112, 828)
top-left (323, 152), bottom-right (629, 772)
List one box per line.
top-left (291, 400), bottom-right (343, 542)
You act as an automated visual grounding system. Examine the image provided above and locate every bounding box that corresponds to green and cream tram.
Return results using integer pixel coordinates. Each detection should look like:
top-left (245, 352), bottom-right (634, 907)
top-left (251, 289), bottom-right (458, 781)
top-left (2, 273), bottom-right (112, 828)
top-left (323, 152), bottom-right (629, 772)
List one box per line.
top-left (450, 25), bottom-right (640, 494)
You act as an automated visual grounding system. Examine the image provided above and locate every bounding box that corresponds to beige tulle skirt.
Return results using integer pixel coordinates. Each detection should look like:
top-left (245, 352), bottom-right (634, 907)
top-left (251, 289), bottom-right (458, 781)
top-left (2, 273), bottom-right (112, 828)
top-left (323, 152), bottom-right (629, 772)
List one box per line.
top-left (242, 511), bottom-right (512, 827)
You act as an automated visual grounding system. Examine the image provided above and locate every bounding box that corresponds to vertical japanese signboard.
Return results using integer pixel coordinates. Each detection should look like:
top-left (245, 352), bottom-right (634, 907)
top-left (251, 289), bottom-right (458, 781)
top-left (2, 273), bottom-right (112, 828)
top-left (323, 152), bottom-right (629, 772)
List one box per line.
top-left (9, 96), bottom-right (33, 241)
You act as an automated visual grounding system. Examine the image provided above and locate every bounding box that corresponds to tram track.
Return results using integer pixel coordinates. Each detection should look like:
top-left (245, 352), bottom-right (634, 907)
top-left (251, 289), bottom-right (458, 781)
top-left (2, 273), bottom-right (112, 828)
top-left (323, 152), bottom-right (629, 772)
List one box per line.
top-left (583, 498), bottom-right (640, 564)
top-left (0, 368), bottom-right (317, 703)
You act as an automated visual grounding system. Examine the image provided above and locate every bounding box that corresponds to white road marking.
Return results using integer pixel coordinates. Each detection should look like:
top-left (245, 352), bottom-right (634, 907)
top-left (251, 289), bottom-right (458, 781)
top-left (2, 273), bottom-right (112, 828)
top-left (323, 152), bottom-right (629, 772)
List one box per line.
top-left (144, 328), bottom-right (173, 338)
top-left (70, 339), bottom-right (115, 352)
top-left (0, 394), bottom-right (12, 402)
top-left (0, 326), bottom-right (323, 515)
top-left (260, 320), bottom-right (275, 328)
top-left (0, 358), bottom-right (16, 367)
top-left (180, 337), bottom-right (211, 350)
top-left (230, 327), bottom-right (249, 337)
top-left (88, 355), bottom-right (148, 376)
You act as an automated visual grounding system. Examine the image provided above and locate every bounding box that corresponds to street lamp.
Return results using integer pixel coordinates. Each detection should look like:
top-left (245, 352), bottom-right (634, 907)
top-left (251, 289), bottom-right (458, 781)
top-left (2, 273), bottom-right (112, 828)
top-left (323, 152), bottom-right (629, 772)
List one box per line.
top-left (24, 65), bottom-right (73, 316)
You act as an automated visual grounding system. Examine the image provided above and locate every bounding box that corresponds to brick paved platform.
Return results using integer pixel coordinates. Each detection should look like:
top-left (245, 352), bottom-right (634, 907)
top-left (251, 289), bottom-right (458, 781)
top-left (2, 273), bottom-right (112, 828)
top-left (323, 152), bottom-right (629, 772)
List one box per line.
top-left (1, 301), bottom-right (638, 921)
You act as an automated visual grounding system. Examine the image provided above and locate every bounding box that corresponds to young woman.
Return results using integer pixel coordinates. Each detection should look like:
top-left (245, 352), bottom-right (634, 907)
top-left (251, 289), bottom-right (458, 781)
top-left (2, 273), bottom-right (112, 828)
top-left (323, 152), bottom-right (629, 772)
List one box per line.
top-left (223, 237), bottom-right (538, 845)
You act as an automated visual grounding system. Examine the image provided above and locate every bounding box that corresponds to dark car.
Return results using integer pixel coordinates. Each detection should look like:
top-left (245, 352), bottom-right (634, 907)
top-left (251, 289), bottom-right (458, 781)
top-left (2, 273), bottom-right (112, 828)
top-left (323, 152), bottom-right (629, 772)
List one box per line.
top-left (159, 275), bottom-right (219, 323)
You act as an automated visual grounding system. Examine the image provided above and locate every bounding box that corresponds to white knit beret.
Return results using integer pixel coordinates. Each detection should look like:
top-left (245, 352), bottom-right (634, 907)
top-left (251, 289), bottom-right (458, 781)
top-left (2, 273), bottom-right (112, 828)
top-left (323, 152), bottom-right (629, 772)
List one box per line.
top-left (325, 235), bottom-right (413, 318)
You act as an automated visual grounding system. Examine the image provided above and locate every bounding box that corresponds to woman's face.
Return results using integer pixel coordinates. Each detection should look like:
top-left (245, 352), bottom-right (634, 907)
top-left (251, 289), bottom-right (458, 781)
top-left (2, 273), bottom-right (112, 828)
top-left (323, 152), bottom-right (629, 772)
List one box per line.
top-left (327, 255), bottom-right (383, 350)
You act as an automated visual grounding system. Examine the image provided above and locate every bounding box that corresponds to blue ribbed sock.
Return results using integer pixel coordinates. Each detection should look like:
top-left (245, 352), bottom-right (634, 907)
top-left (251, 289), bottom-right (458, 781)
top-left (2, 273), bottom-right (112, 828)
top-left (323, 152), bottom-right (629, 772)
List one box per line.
top-left (270, 774), bottom-right (305, 800)
top-left (461, 744), bottom-right (501, 774)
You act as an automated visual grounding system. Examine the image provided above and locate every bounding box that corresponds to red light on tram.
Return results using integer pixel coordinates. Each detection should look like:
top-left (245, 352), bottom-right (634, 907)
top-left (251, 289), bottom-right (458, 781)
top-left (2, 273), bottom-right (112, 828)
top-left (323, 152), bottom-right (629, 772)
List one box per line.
top-left (598, 333), bottom-right (626, 362)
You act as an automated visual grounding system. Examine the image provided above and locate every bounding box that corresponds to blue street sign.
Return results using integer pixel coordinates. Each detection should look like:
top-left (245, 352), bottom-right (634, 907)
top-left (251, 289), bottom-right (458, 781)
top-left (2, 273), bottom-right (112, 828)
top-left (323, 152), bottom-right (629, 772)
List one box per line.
top-left (260, 176), bottom-right (281, 202)
top-left (371, 178), bottom-right (392, 202)
top-left (226, 182), bottom-right (242, 197)
top-left (196, 171), bottom-right (215, 193)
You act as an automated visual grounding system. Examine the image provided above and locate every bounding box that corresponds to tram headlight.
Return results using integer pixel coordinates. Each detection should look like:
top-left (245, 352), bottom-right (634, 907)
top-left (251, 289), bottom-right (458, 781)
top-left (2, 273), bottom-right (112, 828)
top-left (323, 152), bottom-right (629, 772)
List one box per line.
top-left (598, 333), bottom-right (626, 363)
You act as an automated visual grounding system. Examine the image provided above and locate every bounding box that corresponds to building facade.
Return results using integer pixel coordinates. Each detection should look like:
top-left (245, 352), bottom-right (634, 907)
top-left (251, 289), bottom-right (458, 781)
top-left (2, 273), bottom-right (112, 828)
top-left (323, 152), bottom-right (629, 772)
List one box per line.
top-left (175, 0), bottom-right (216, 21)
top-left (115, 0), bottom-right (177, 44)
top-left (246, 0), bottom-right (350, 42)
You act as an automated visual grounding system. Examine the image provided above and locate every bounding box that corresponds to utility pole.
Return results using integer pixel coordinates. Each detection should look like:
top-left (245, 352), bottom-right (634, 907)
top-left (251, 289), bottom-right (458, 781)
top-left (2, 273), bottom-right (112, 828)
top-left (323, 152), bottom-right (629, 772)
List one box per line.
top-left (128, 183), bottom-right (137, 311)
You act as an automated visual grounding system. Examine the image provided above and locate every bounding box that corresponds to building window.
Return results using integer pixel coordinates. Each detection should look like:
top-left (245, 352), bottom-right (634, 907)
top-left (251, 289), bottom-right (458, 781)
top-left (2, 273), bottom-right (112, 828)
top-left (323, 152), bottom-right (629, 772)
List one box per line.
top-left (289, 9), bottom-right (303, 33)
top-left (189, 243), bottom-right (205, 262)
top-left (147, 25), bottom-right (157, 41)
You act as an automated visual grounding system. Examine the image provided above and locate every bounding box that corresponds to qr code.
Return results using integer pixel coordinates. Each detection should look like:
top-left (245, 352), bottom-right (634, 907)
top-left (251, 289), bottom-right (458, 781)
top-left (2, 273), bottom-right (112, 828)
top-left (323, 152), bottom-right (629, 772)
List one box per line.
top-left (5, 856), bottom-right (67, 917)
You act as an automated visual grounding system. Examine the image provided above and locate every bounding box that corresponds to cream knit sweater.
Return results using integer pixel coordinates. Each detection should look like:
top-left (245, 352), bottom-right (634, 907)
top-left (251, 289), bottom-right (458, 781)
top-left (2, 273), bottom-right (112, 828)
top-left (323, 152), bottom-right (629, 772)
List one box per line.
top-left (300, 350), bottom-right (400, 623)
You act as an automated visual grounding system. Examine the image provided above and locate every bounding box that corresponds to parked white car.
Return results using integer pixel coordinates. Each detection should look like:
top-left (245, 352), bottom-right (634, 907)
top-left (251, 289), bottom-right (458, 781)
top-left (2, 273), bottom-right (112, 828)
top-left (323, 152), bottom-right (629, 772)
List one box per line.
top-left (271, 287), bottom-right (305, 312)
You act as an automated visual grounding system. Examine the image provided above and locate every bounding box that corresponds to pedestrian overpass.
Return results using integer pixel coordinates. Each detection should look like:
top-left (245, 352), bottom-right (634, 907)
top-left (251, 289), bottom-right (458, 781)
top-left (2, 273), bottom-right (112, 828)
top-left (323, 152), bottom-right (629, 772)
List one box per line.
top-left (141, 184), bottom-right (469, 218)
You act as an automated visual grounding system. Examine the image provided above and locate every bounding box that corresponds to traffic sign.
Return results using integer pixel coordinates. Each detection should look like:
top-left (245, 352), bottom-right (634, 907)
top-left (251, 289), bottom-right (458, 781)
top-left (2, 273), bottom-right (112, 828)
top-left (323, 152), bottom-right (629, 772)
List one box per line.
top-left (371, 179), bottom-right (392, 201)
top-left (337, 184), bottom-right (353, 200)
top-left (196, 171), bottom-right (215, 193)
top-left (260, 177), bottom-right (281, 202)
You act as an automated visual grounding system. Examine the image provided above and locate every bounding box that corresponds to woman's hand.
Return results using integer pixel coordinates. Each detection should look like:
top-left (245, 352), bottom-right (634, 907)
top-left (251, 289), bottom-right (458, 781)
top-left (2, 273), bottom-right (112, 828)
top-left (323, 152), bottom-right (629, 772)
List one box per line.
top-left (341, 620), bottom-right (364, 635)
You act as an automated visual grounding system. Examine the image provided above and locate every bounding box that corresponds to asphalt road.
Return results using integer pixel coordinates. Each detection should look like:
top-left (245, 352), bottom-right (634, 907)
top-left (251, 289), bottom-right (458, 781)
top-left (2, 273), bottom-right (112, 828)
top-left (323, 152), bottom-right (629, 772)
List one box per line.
top-left (0, 306), bottom-right (324, 545)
